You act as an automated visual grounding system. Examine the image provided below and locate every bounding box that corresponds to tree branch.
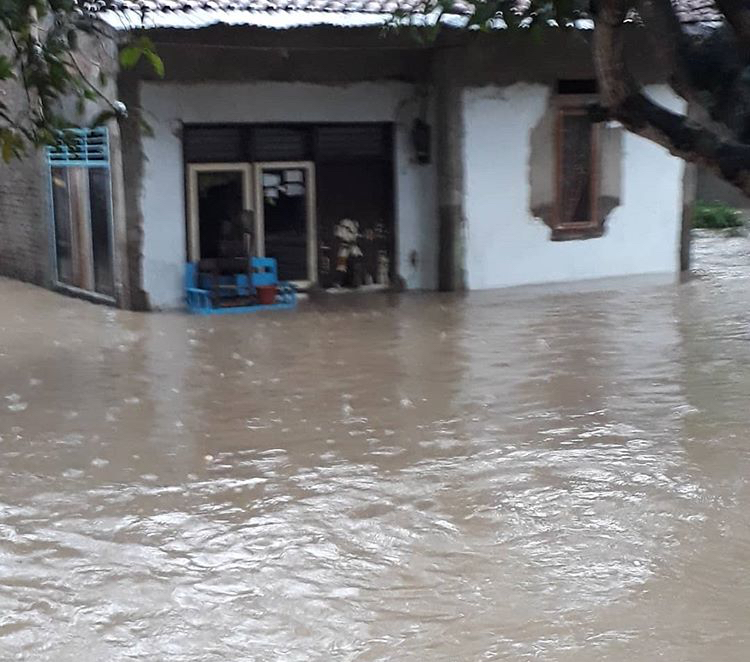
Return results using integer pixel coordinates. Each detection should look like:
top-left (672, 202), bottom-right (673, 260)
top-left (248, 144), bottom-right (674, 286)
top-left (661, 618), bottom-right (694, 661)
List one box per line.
top-left (637, 0), bottom-right (734, 138)
top-left (0, 15), bottom-right (32, 108)
top-left (593, 0), bottom-right (750, 195)
top-left (65, 52), bottom-right (119, 115)
top-left (714, 0), bottom-right (750, 49)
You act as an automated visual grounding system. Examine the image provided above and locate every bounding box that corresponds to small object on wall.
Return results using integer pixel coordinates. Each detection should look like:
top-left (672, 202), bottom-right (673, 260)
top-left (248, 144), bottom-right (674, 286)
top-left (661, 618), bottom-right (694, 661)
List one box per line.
top-left (411, 119), bottom-right (431, 165)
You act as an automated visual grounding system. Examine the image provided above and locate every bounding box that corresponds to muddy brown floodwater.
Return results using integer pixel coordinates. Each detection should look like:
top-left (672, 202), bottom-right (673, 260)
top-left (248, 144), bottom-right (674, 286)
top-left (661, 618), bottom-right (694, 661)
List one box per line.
top-left (1, 233), bottom-right (750, 661)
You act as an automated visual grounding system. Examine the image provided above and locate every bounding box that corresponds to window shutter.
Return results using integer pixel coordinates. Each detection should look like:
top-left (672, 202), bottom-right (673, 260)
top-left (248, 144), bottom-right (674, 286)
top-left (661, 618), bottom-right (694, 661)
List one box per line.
top-left (183, 127), bottom-right (244, 163)
top-left (252, 127), bottom-right (309, 161)
top-left (316, 125), bottom-right (388, 160)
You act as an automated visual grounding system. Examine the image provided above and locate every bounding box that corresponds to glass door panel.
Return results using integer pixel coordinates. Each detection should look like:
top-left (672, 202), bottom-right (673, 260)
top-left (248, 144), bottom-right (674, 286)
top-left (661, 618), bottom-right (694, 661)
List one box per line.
top-left (51, 168), bottom-right (74, 285)
top-left (88, 168), bottom-right (115, 296)
top-left (49, 165), bottom-right (114, 298)
top-left (187, 164), bottom-right (252, 262)
top-left (254, 162), bottom-right (316, 284)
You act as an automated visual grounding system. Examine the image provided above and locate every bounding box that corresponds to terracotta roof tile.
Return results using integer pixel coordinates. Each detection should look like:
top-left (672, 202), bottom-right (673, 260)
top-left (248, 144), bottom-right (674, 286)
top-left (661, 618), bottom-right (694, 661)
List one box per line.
top-left (88, 0), bottom-right (723, 24)
top-left (673, 0), bottom-right (721, 23)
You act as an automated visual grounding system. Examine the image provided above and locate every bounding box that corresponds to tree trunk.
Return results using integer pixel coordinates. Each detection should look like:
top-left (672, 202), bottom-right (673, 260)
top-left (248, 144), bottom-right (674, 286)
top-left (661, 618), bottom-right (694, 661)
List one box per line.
top-left (592, 0), bottom-right (750, 197)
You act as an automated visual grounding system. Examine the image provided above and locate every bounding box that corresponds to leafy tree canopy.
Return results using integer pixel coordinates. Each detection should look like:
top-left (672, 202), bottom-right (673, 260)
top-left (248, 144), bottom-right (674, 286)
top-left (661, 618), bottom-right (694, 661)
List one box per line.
top-left (0, 0), bottom-right (160, 161)
top-left (432, 0), bottom-right (750, 195)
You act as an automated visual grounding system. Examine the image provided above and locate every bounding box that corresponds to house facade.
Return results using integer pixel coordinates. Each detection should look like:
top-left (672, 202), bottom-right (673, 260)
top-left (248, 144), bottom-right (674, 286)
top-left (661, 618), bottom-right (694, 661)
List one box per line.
top-left (0, 2), bottom-right (701, 310)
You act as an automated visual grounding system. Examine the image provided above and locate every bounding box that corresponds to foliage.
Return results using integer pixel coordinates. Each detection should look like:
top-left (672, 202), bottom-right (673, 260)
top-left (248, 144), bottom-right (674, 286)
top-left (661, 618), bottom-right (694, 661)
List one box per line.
top-left (693, 200), bottom-right (745, 229)
top-left (0, 1), bottom-right (162, 162)
top-left (119, 35), bottom-right (163, 78)
top-left (428, 0), bottom-right (750, 197)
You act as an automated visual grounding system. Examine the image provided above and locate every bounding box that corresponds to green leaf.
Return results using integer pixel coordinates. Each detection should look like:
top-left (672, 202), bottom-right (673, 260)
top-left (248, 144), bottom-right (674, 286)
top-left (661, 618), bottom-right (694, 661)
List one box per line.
top-left (120, 35), bottom-right (164, 76)
top-left (119, 45), bottom-right (143, 70)
top-left (0, 131), bottom-right (23, 163)
top-left (91, 110), bottom-right (117, 126)
top-left (139, 116), bottom-right (154, 138)
top-left (136, 35), bottom-right (157, 51)
top-left (0, 55), bottom-right (13, 81)
top-left (144, 49), bottom-right (165, 78)
top-left (1, 139), bottom-right (13, 164)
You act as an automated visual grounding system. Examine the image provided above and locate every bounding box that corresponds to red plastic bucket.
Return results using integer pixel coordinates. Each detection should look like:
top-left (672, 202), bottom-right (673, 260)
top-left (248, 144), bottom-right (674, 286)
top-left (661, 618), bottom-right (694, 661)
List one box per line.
top-left (256, 285), bottom-right (277, 305)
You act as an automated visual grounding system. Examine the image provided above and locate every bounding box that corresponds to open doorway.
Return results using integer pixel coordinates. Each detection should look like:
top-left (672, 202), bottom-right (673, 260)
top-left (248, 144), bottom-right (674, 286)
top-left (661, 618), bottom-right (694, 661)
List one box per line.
top-left (183, 123), bottom-right (394, 291)
top-left (187, 163), bottom-right (253, 261)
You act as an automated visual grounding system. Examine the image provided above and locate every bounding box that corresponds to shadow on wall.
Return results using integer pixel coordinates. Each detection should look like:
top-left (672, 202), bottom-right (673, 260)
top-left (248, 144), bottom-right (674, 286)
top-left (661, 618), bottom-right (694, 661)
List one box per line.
top-left (528, 97), bottom-right (623, 237)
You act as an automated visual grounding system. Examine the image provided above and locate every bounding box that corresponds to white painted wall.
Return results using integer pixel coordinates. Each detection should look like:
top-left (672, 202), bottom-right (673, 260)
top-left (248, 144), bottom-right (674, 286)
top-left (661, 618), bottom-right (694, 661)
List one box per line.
top-left (463, 83), bottom-right (685, 290)
top-left (139, 81), bottom-right (438, 309)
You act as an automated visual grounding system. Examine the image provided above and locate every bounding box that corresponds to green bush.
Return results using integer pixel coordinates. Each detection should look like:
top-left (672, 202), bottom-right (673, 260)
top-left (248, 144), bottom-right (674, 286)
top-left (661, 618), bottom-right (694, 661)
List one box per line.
top-left (693, 200), bottom-right (745, 229)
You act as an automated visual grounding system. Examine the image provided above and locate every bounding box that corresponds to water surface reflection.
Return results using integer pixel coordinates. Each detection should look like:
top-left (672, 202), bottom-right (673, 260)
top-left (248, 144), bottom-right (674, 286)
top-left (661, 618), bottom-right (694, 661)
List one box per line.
top-left (1, 233), bottom-right (749, 660)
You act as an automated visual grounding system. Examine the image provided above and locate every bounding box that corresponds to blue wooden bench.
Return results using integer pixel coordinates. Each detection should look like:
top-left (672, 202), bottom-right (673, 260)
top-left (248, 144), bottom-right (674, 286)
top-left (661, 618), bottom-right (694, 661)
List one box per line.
top-left (185, 257), bottom-right (296, 315)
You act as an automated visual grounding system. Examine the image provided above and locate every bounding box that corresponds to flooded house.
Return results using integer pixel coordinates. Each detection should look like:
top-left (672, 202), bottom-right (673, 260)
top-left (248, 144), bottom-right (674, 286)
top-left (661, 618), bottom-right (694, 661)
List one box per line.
top-left (0, 0), bottom-right (708, 311)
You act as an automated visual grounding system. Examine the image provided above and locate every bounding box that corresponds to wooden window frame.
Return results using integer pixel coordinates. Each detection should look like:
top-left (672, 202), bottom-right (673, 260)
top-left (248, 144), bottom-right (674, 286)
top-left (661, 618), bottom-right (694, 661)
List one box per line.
top-left (553, 100), bottom-right (602, 241)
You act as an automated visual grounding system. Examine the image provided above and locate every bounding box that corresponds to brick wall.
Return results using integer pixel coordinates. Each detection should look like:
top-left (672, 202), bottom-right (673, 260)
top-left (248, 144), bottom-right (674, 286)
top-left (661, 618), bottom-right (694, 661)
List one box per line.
top-left (0, 79), bottom-right (51, 286)
top-left (0, 31), bottom-right (120, 291)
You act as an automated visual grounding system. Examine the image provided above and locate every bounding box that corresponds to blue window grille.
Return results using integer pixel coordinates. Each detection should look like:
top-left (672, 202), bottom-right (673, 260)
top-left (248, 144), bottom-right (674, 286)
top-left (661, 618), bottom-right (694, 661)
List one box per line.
top-left (47, 127), bottom-right (110, 168)
top-left (46, 128), bottom-right (116, 301)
